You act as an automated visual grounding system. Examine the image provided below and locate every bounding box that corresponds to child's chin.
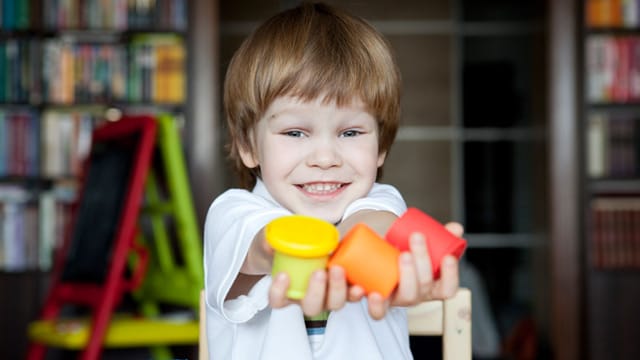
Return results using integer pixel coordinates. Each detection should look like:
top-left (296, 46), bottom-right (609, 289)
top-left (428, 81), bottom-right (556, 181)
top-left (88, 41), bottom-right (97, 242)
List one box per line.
top-left (297, 208), bottom-right (343, 225)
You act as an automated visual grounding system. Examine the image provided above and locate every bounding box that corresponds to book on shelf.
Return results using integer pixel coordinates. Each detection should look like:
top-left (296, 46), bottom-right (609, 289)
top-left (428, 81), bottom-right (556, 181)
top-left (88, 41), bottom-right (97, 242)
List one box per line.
top-left (40, 109), bottom-right (98, 178)
top-left (0, 0), bottom-right (33, 31)
top-left (153, 38), bottom-right (186, 103)
top-left (42, 0), bottom-right (187, 31)
top-left (0, 109), bottom-right (39, 177)
top-left (0, 182), bottom-right (75, 272)
top-left (37, 190), bottom-right (54, 271)
top-left (585, 0), bottom-right (640, 28)
top-left (590, 196), bottom-right (640, 269)
top-left (586, 35), bottom-right (640, 104)
top-left (587, 113), bottom-right (609, 178)
top-left (0, 39), bottom-right (42, 104)
top-left (0, 185), bottom-right (29, 271)
top-left (587, 113), bottom-right (639, 179)
top-left (129, 33), bottom-right (186, 104)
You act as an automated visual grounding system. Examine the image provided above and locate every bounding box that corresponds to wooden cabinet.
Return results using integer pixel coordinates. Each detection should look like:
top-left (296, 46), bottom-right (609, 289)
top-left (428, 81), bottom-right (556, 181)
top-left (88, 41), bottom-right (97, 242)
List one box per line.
top-left (549, 1), bottom-right (640, 359)
top-left (580, 1), bottom-right (640, 359)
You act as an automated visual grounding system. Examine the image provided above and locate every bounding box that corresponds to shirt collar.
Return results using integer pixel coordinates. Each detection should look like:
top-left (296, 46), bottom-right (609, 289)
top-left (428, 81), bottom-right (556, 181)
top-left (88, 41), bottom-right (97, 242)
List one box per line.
top-left (252, 178), bottom-right (283, 208)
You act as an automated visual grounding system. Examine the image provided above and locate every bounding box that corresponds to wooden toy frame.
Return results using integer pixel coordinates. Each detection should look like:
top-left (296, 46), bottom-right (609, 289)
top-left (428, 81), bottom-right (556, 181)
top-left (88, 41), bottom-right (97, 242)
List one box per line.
top-left (27, 115), bottom-right (157, 360)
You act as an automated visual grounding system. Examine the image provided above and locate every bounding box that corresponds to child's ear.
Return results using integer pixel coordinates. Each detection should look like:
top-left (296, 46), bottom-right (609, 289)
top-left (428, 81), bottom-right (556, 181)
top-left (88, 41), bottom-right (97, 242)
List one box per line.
top-left (239, 145), bottom-right (259, 168)
top-left (377, 151), bottom-right (387, 167)
top-left (238, 130), bottom-right (259, 168)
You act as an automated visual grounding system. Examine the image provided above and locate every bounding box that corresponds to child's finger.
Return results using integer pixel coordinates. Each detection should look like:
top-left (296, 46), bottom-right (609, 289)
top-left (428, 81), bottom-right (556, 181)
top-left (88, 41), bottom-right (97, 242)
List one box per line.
top-left (434, 255), bottom-right (459, 299)
top-left (393, 252), bottom-right (418, 306)
top-left (424, 256), bottom-right (459, 300)
top-left (325, 266), bottom-right (348, 310)
top-left (347, 285), bottom-right (365, 302)
top-left (367, 292), bottom-right (388, 320)
top-left (444, 222), bottom-right (464, 238)
top-left (300, 270), bottom-right (327, 317)
top-left (408, 232), bottom-right (434, 300)
top-left (269, 272), bottom-right (291, 308)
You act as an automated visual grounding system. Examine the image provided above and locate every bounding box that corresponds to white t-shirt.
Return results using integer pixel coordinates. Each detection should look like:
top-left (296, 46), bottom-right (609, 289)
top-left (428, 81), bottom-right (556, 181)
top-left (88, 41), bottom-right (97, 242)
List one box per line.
top-left (203, 180), bottom-right (412, 360)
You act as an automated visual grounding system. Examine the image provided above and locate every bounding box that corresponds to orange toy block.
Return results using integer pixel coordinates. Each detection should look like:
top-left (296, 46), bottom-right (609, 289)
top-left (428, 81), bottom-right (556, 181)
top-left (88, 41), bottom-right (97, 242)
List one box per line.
top-left (328, 223), bottom-right (400, 298)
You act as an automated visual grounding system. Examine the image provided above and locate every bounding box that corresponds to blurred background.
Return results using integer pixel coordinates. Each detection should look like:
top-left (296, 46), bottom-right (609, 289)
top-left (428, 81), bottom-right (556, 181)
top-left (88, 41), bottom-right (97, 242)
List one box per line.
top-left (1, 0), bottom-right (639, 359)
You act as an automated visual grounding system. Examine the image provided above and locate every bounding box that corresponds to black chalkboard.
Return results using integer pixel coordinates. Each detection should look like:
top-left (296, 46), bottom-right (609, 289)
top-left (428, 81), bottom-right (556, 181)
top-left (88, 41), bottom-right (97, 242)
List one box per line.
top-left (60, 134), bottom-right (138, 283)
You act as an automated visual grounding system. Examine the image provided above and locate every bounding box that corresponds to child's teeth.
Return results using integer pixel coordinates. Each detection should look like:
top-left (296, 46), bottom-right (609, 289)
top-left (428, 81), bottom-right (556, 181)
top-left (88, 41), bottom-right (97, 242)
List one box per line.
top-left (304, 183), bottom-right (340, 193)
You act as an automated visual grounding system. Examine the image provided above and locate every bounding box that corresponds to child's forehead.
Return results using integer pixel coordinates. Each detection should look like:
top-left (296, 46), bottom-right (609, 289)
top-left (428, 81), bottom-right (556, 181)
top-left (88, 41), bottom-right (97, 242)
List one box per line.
top-left (256, 95), bottom-right (377, 128)
top-left (267, 94), bottom-right (367, 113)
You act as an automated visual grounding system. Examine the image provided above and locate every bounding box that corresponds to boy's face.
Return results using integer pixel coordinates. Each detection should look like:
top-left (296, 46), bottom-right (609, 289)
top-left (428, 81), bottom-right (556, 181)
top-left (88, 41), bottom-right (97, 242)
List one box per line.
top-left (240, 96), bottom-right (386, 224)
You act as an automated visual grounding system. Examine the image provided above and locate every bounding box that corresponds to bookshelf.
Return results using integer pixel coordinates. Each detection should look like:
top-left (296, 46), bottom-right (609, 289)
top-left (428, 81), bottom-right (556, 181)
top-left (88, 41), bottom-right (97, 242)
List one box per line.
top-left (580, 1), bottom-right (640, 359)
top-left (0, 0), bottom-right (188, 273)
top-left (220, 0), bottom-right (549, 359)
top-left (0, 1), bottom-right (217, 359)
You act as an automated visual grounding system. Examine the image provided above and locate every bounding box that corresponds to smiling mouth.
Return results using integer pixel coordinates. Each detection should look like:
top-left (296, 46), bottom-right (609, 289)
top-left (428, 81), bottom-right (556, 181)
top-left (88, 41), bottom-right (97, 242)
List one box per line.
top-left (298, 182), bottom-right (347, 195)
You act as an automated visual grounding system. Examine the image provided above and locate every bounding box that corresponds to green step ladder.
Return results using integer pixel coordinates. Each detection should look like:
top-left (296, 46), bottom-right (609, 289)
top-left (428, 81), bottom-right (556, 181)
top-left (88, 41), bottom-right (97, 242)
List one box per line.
top-left (132, 113), bottom-right (204, 360)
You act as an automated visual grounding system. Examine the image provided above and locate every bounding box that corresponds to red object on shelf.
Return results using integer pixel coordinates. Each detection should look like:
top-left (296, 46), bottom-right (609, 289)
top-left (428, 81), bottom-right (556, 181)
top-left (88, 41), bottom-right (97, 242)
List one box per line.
top-left (385, 208), bottom-right (467, 279)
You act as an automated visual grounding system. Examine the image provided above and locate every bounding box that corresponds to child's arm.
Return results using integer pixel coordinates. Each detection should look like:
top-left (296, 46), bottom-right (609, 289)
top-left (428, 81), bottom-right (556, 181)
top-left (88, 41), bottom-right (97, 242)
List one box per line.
top-left (204, 188), bottom-right (290, 320)
top-left (337, 209), bottom-right (398, 237)
top-left (225, 228), bottom-right (273, 300)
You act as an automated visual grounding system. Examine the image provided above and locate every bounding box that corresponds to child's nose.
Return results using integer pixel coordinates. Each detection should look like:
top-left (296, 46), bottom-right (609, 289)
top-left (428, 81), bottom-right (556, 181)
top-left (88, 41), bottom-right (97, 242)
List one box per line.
top-left (306, 138), bottom-right (342, 168)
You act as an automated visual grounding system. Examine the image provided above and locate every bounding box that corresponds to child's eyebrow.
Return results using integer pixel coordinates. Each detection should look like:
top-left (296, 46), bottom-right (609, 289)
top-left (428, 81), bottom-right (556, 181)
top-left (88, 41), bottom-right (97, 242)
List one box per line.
top-left (264, 111), bottom-right (301, 126)
top-left (266, 107), bottom-right (306, 120)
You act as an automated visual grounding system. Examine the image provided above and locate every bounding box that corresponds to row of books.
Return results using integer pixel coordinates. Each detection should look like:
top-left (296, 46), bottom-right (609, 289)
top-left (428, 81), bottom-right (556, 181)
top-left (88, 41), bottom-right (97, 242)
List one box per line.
top-left (586, 0), bottom-right (640, 28)
top-left (0, 0), bottom-right (31, 31)
top-left (48, 34), bottom-right (185, 104)
top-left (586, 35), bottom-right (640, 103)
top-left (43, 35), bottom-right (186, 104)
top-left (587, 114), bottom-right (640, 178)
top-left (590, 196), bottom-right (640, 269)
top-left (43, 0), bottom-right (187, 31)
top-left (0, 34), bottom-right (185, 105)
top-left (42, 41), bottom-right (127, 104)
top-left (0, 0), bottom-right (187, 31)
top-left (0, 184), bottom-right (74, 271)
top-left (0, 109), bottom-right (100, 178)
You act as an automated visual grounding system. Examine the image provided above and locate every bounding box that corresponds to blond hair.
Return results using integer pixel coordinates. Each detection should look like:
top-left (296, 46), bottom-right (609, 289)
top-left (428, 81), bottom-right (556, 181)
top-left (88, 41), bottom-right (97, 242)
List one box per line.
top-left (224, 2), bottom-right (401, 188)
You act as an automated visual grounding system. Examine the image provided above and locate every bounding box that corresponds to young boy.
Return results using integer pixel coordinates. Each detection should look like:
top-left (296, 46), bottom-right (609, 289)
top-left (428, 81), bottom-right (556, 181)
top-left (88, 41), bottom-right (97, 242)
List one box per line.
top-left (204, 3), bottom-right (461, 359)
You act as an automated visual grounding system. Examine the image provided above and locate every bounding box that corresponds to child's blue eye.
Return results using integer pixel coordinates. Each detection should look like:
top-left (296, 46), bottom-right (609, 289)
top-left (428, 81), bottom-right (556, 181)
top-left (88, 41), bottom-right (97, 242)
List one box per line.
top-left (285, 130), bottom-right (304, 137)
top-left (341, 130), bottom-right (361, 137)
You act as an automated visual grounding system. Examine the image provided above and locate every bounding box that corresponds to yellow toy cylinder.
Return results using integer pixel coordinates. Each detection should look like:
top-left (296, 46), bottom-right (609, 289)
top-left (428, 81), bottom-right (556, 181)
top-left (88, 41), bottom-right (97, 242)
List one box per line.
top-left (265, 215), bottom-right (339, 299)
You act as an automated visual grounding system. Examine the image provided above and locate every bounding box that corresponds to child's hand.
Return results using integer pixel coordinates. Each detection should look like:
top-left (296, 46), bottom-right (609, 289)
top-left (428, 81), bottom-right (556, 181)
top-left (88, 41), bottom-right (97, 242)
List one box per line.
top-left (269, 221), bottom-right (463, 319)
top-left (366, 222), bottom-right (463, 320)
top-left (269, 265), bottom-right (364, 317)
